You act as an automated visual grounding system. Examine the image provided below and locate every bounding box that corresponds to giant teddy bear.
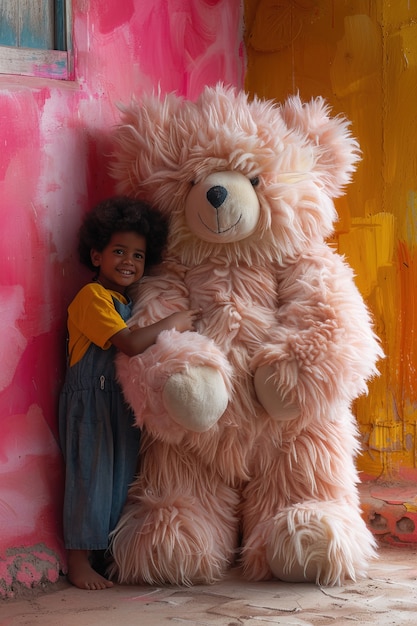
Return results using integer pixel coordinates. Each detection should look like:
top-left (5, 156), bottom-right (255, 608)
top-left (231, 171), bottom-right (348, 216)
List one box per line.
top-left (108, 84), bottom-right (382, 587)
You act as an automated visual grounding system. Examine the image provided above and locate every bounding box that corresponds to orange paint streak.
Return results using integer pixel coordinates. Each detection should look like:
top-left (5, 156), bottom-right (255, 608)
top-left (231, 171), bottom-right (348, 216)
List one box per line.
top-left (396, 242), bottom-right (417, 403)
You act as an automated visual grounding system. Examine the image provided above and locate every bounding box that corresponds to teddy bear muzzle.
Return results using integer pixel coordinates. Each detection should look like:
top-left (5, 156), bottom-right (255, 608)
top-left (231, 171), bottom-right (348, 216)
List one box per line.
top-left (185, 170), bottom-right (260, 243)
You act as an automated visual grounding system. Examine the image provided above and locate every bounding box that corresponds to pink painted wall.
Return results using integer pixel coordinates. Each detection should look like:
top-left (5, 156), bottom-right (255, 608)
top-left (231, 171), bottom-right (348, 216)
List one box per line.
top-left (0, 0), bottom-right (244, 597)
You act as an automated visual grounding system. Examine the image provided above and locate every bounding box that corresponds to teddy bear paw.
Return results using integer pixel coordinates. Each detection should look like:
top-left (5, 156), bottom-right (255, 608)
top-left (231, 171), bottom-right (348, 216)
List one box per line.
top-left (162, 365), bottom-right (228, 432)
top-left (254, 364), bottom-right (300, 420)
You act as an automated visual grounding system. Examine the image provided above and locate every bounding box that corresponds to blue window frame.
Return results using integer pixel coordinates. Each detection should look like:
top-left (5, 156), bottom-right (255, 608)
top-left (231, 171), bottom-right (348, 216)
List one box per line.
top-left (0, 0), bottom-right (72, 80)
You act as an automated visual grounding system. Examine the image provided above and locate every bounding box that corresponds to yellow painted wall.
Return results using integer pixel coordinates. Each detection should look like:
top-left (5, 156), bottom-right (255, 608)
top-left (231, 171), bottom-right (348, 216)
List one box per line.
top-left (244, 0), bottom-right (417, 481)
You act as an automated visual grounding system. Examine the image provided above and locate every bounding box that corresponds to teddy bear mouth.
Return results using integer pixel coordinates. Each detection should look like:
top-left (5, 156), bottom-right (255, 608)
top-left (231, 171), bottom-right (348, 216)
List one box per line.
top-left (198, 212), bottom-right (242, 234)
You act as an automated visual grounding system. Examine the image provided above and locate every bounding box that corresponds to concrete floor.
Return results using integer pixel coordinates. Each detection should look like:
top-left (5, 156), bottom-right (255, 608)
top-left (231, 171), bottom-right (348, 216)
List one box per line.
top-left (1, 544), bottom-right (417, 626)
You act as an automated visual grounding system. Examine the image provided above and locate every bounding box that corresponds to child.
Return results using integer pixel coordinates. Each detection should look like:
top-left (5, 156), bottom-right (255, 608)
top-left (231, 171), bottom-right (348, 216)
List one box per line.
top-left (59, 196), bottom-right (201, 590)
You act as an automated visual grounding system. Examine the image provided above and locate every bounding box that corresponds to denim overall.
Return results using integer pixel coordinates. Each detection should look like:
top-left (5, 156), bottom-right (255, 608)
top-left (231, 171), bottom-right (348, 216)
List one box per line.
top-left (59, 295), bottom-right (140, 550)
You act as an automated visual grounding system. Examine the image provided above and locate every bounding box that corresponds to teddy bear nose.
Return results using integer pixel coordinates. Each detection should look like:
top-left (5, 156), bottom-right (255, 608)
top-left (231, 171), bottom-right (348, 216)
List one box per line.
top-left (207, 185), bottom-right (228, 209)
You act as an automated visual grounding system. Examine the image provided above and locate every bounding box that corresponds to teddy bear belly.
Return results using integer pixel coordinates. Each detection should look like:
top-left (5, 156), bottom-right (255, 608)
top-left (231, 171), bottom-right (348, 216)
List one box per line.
top-left (199, 299), bottom-right (276, 355)
top-left (179, 361), bottom-right (286, 485)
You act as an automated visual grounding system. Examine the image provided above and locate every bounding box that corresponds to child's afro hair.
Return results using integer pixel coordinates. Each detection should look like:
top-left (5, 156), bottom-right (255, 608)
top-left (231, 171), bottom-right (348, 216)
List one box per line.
top-left (78, 196), bottom-right (169, 272)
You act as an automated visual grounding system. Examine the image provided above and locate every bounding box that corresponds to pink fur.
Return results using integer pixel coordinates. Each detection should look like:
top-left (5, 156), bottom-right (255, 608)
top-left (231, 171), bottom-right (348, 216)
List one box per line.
top-left (109, 84), bottom-right (383, 586)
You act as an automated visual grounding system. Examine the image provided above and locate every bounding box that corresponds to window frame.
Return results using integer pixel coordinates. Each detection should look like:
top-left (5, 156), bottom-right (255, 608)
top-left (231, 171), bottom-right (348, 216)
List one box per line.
top-left (0, 1), bottom-right (73, 81)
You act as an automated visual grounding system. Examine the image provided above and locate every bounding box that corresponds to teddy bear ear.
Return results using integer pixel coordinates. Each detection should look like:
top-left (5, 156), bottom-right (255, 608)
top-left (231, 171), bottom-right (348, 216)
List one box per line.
top-left (280, 95), bottom-right (361, 198)
top-left (110, 91), bottom-right (185, 197)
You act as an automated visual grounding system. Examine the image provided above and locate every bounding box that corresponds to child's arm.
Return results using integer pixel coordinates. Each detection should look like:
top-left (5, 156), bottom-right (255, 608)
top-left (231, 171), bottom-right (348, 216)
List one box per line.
top-left (110, 309), bottom-right (202, 357)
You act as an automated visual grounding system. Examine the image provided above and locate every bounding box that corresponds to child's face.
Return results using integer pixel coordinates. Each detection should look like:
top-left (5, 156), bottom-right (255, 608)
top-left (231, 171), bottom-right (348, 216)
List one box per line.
top-left (90, 231), bottom-right (146, 293)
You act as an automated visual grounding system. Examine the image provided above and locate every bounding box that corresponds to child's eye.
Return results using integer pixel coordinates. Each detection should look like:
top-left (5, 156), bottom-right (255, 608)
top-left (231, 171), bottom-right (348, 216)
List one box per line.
top-left (134, 253), bottom-right (144, 260)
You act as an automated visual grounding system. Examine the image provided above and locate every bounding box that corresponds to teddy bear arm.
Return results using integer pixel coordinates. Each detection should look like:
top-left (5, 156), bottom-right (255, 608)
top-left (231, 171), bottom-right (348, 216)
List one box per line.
top-left (253, 318), bottom-right (380, 424)
top-left (117, 327), bottom-right (234, 440)
top-left (252, 253), bottom-right (382, 423)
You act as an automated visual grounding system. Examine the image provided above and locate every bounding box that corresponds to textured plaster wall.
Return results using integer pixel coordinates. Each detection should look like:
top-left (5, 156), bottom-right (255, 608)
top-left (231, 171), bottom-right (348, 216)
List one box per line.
top-left (0, 0), bottom-right (244, 597)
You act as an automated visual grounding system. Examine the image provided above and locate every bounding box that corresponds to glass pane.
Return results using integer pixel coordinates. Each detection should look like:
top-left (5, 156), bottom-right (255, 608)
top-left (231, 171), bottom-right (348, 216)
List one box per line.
top-left (19, 0), bottom-right (54, 49)
top-left (0, 3), bottom-right (19, 46)
top-left (54, 0), bottom-right (66, 50)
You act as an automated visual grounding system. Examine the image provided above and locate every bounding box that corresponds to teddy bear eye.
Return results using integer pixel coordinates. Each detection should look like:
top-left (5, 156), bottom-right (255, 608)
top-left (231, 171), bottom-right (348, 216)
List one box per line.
top-left (250, 176), bottom-right (260, 187)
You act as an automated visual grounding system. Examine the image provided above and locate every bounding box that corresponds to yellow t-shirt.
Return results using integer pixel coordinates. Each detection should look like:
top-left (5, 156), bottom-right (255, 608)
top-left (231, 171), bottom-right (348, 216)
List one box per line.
top-left (67, 283), bottom-right (129, 367)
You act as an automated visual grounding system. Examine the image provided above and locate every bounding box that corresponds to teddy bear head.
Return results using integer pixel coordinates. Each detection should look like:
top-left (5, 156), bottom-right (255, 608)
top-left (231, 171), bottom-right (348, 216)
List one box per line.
top-left (111, 84), bottom-right (359, 266)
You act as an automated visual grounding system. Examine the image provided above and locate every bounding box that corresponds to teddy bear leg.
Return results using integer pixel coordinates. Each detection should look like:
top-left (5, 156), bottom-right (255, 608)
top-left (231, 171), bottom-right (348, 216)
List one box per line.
top-left (240, 423), bottom-right (377, 586)
top-left (264, 500), bottom-right (377, 586)
top-left (242, 497), bottom-right (376, 586)
top-left (109, 442), bottom-right (239, 585)
top-left (111, 486), bottom-right (238, 585)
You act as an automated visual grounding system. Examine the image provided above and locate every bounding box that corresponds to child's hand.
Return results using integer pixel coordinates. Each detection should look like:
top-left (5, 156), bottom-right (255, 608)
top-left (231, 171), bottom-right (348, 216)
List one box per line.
top-left (168, 309), bottom-right (202, 332)
top-left (113, 309), bottom-right (203, 356)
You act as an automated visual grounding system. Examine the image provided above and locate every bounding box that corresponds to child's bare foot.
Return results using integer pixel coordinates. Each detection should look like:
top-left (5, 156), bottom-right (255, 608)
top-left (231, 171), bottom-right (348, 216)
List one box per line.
top-left (67, 550), bottom-right (114, 590)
